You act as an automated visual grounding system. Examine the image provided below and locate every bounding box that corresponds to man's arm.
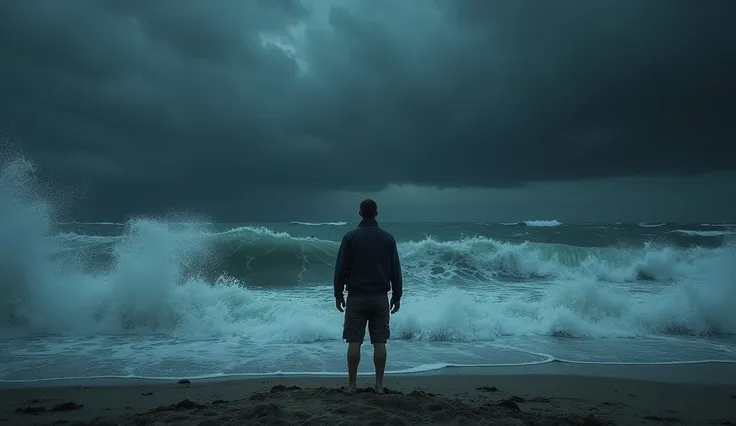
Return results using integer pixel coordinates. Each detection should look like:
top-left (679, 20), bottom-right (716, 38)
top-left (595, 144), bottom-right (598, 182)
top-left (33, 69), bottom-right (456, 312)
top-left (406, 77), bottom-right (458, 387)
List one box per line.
top-left (333, 235), bottom-right (350, 299)
top-left (390, 238), bottom-right (403, 304)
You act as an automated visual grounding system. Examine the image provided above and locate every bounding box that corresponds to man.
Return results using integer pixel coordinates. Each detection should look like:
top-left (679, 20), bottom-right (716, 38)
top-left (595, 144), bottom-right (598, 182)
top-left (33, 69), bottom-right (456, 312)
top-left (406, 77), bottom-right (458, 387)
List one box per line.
top-left (333, 199), bottom-right (403, 394)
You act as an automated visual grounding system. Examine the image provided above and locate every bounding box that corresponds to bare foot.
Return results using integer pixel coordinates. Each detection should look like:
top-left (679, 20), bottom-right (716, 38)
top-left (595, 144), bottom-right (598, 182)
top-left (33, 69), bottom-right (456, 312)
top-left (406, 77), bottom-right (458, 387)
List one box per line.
top-left (346, 384), bottom-right (356, 395)
top-left (375, 383), bottom-right (384, 394)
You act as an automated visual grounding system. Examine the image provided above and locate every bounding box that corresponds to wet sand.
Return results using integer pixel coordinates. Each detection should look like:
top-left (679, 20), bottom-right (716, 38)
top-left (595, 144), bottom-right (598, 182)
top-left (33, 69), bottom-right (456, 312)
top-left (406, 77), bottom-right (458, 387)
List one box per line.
top-left (2, 363), bottom-right (735, 425)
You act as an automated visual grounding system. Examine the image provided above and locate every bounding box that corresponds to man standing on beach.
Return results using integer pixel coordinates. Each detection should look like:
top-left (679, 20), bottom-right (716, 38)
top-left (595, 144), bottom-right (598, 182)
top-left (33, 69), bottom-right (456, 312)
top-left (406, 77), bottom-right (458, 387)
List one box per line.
top-left (333, 199), bottom-right (403, 394)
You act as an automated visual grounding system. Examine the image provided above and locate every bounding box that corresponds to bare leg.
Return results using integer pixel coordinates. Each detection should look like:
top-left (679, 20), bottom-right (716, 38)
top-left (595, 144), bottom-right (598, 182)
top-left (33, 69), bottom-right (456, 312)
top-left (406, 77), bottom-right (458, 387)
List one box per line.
top-left (373, 342), bottom-right (387, 394)
top-left (346, 342), bottom-right (361, 393)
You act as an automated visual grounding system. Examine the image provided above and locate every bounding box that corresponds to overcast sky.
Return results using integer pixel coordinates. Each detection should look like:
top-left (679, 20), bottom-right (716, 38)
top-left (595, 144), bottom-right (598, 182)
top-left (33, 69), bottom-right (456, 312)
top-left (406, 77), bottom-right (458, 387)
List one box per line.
top-left (1, 0), bottom-right (735, 222)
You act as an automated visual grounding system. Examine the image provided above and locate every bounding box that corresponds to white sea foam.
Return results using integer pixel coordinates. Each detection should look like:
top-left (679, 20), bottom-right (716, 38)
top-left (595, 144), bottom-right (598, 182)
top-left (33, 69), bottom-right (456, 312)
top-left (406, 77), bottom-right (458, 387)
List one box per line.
top-left (639, 222), bottom-right (666, 228)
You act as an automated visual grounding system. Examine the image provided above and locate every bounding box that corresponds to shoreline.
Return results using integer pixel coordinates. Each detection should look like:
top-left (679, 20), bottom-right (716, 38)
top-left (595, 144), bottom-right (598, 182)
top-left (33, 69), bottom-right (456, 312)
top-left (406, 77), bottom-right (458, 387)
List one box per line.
top-left (3, 360), bottom-right (736, 389)
top-left (2, 364), bottom-right (735, 425)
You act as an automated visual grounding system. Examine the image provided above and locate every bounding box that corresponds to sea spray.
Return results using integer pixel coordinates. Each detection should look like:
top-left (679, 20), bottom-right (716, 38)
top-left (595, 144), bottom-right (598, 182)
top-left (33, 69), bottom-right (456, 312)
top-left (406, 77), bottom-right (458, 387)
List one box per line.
top-left (0, 156), bottom-right (53, 328)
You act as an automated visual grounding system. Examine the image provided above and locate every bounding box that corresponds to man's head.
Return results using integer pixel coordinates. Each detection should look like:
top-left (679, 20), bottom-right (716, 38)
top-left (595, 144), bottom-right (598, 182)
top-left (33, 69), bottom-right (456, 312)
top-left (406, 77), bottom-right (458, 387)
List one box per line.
top-left (359, 199), bottom-right (378, 220)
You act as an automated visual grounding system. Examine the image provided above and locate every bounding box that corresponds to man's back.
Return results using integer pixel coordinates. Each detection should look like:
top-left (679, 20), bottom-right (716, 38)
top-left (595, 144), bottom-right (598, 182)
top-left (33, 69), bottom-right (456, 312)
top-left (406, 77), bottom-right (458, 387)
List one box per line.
top-left (333, 199), bottom-right (401, 394)
top-left (333, 218), bottom-right (403, 300)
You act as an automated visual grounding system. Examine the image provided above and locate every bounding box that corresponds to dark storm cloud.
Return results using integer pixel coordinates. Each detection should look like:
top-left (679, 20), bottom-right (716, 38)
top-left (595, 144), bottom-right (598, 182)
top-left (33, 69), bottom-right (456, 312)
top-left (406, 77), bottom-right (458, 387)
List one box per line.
top-left (0, 0), bottom-right (734, 219)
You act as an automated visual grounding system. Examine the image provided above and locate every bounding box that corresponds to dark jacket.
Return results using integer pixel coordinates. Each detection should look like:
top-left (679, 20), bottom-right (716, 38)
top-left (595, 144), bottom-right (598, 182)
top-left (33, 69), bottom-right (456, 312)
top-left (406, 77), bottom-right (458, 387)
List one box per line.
top-left (333, 219), bottom-right (403, 301)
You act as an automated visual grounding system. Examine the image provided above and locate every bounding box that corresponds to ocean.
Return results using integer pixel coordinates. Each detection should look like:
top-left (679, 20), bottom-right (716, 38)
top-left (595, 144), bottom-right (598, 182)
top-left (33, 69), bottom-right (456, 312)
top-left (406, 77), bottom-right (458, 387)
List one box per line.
top-left (1, 158), bottom-right (735, 383)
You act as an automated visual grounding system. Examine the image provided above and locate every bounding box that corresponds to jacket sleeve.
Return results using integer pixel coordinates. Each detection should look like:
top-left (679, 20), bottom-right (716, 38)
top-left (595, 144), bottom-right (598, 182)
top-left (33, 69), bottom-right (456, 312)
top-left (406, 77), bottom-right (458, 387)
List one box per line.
top-left (333, 235), bottom-right (350, 298)
top-left (390, 238), bottom-right (403, 301)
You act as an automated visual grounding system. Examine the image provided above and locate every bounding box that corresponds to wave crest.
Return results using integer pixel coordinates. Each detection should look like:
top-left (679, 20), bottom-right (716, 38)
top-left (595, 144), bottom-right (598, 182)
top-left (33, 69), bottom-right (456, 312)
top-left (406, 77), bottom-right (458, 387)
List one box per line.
top-left (53, 227), bottom-right (712, 285)
top-left (290, 221), bottom-right (347, 226)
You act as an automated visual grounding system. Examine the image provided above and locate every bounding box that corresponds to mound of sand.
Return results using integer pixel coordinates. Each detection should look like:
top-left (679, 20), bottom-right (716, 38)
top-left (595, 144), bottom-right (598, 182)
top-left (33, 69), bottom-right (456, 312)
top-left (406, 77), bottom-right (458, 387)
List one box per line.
top-left (78, 385), bottom-right (609, 426)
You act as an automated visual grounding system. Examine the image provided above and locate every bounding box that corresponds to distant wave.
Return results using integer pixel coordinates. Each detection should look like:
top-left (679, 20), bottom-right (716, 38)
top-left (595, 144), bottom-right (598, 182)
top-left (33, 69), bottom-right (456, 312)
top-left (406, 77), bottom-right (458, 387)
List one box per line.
top-left (673, 230), bottom-right (735, 237)
top-left (523, 220), bottom-right (563, 227)
top-left (290, 221), bottom-right (347, 226)
top-left (701, 224), bottom-right (736, 227)
top-left (499, 220), bottom-right (563, 227)
top-left (55, 221), bottom-right (124, 226)
top-left (639, 222), bottom-right (666, 228)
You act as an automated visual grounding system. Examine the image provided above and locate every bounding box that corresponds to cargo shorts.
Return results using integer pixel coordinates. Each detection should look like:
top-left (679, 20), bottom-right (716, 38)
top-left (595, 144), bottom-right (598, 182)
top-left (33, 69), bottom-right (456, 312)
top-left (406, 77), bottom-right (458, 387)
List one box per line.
top-left (342, 293), bottom-right (390, 344)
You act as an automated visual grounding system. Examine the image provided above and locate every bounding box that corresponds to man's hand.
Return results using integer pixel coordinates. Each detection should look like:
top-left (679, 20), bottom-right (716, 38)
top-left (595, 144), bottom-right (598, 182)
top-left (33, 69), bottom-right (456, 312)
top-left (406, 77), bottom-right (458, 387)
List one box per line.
top-left (390, 299), bottom-right (400, 314)
top-left (336, 297), bottom-right (346, 313)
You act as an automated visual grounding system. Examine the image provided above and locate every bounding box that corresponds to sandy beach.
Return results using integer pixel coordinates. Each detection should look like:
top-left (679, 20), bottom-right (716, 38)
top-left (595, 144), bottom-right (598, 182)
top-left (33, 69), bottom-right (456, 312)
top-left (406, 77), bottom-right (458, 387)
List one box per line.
top-left (2, 364), bottom-right (735, 426)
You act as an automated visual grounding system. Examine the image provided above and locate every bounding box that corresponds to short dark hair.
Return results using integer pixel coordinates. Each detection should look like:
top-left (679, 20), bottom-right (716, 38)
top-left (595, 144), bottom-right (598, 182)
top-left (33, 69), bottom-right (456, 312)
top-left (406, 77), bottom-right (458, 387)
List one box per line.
top-left (360, 199), bottom-right (378, 218)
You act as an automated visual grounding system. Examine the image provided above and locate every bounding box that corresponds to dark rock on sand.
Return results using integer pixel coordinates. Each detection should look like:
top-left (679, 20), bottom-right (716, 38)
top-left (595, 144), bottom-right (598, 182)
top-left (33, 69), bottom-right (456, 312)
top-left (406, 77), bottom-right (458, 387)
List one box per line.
top-left (51, 402), bottom-right (84, 412)
top-left (496, 399), bottom-right (521, 411)
top-left (177, 379), bottom-right (191, 384)
top-left (15, 406), bottom-right (46, 414)
top-left (174, 399), bottom-right (203, 410)
top-left (270, 385), bottom-right (302, 393)
top-left (150, 399), bottom-right (205, 413)
top-left (476, 386), bottom-right (498, 392)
